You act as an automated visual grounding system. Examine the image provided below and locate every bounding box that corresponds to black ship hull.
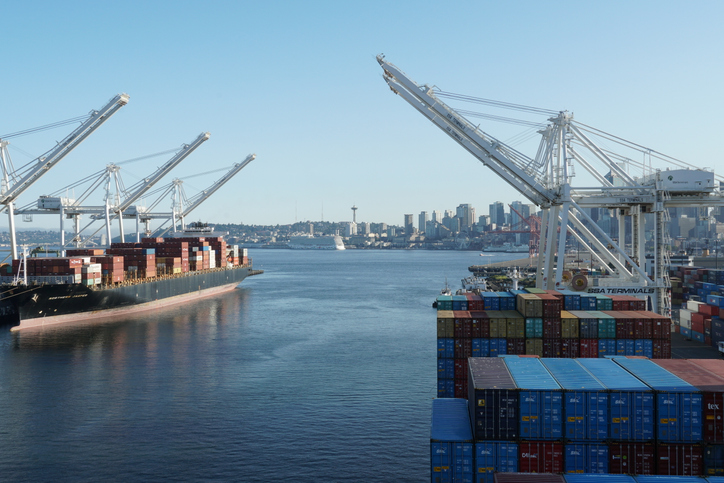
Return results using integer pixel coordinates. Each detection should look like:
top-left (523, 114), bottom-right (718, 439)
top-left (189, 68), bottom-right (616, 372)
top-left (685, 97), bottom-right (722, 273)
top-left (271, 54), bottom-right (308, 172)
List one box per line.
top-left (4, 266), bottom-right (254, 331)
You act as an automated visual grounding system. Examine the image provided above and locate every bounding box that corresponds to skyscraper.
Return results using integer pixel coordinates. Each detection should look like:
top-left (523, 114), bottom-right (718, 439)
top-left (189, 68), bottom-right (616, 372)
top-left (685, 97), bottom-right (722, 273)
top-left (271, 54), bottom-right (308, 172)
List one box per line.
top-left (419, 211), bottom-right (429, 232)
top-left (489, 202), bottom-right (505, 227)
top-left (404, 214), bottom-right (414, 235)
top-left (456, 204), bottom-right (475, 231)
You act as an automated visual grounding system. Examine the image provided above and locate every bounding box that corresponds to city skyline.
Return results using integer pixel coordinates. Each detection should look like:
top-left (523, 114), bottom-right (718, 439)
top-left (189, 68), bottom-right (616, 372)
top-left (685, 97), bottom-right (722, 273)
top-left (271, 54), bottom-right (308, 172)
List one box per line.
top-left (2, 2), bottom-right (722, 230)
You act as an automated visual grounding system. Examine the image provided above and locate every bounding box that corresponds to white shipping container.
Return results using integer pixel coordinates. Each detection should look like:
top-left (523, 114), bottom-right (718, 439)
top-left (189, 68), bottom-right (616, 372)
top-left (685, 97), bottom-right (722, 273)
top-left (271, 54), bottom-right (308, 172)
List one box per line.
top-left (679, 309), bottom-right (696, 327)
top-left (687, 300), bottom-right (705, 312)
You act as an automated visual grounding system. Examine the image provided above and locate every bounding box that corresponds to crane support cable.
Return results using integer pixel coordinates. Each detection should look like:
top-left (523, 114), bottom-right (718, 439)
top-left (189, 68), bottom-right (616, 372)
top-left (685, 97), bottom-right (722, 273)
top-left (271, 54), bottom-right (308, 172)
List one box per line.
top-left (0, 115), bottom-right (88, 139)
top-left (573, 121), bottom-right (717, 177)
top-left (435, 90), bottom-right (559, 116)
top-left (455, 109), bottom-right (547, 129)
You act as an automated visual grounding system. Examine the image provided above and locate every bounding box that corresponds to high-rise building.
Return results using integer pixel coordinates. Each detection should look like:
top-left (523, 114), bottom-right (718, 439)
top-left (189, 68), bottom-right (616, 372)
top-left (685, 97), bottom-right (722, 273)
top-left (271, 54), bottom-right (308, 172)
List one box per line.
top-left (510, 200), bottom-right (523, 228)
top-left (419, 211), bottom-right (429, 232)
top-left (404, 214), bottom-right (414, 235)
top-left (456, 204), bottom-right (475, 231)
top-left (432, 210), bottom-right (443, 224)
top-left (489, 202), bottom-right (505, 227)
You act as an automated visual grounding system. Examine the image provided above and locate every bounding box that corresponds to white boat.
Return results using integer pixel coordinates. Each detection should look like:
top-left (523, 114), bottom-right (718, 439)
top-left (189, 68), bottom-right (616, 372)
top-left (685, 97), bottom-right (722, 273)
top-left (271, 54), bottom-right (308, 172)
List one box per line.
top-left (288, 235), bottom-right (345, 250)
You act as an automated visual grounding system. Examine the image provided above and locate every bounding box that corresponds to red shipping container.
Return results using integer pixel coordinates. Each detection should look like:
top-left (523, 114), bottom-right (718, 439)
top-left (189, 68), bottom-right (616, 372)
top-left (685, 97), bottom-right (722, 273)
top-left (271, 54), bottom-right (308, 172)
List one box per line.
top-left (543, 319), bottom-right (561, 339)
top-left (657, 443), bottom-right (703, 476)
top-left (454, 358), bottom-right (468, 380)
top-left (629, 312), bottom-right (653, 339)
top-left (652, 339), bottom-right (672, 359)
top-left (693, 312), bottom-right (706, 325)
top-left (561, 338), bottom-right (580, 358)
top-left (701, 304), bottom-right (720, 316)
top-left (454, 378), bottom-right (468, 399)
top-left (470, 315), bottom-right (481, 339)
top-left (494, 475), bottom-right (565, 483)
top-left (608, 443), bottom-right (655, 475)
top-left (692, 320), bottom-right (705, 334)
top-left (518, 442), bottom-right (564, 474)
top-left (507, 338), bottom-right (526, 355)
top-left (454, 339), bottom-right (472, 359)
top-left (579, 339), bottom-right (598, 358)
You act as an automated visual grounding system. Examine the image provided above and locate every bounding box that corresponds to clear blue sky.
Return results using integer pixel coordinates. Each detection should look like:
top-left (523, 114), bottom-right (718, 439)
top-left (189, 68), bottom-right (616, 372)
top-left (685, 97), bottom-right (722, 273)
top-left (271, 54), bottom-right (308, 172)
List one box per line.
top-left (2, 1), bottom-right (722, 232)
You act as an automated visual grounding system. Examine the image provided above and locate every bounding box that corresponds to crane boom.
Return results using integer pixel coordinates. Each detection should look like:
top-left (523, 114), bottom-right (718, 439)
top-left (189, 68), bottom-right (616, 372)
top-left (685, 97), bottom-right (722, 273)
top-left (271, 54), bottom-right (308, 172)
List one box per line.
top-left (377, 55), bottom-right (556, 207)
top-left (0, 93), bottom-right (129, 205)
top-left (118, 131), bottom-right (210, 212)
top-left (181, 154), bottom-right (256, 218)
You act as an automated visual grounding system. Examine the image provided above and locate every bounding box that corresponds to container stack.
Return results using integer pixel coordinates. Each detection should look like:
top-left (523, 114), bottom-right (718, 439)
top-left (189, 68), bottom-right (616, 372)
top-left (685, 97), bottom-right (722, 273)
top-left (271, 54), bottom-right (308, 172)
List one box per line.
top-left (436, 290), bottom-right (672, 399)
top-left (106, 246), bottom-right (157, 279)
top-left (433, 357), bottom-right (724, 481)
top-left (90, 255), bottom-right (124, 283)
top-left (8, 257), bottom-right (85, 284)
top-left (670, 265), bottom-right (724, 348)
top-left (431, 398), bottom-right (474, 483)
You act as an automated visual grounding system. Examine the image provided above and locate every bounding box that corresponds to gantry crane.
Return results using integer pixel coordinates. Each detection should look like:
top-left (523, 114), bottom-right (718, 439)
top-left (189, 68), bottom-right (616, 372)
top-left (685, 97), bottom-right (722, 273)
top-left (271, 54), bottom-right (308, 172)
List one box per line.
top-left (92, 153), bottom-right (257, 239)
top-left (377, 55), bottom-right (724, 314)
top-left (16, 132), bottom-right (210, 249)
top-left (0, 94), bottom-right (129, 258)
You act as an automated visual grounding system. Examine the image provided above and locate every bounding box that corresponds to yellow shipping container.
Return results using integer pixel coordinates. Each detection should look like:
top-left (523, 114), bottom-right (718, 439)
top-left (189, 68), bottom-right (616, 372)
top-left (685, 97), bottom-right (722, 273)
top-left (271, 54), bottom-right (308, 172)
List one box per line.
top-left (489, 315), bottom-right (507, 338)
top-left (526, 338), bottom-right (543, 356)
top-left (561, 310), bottom-right (580, 339)
top-left (437, 311), bottom-right (455, 338)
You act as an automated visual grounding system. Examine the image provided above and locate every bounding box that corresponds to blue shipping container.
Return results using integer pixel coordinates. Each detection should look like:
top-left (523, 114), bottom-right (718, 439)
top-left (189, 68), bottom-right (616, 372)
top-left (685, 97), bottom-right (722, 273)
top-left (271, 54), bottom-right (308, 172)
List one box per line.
top-left (431, 399), bottom-right (474, 483)
top-left (452, 295), bottom-right (468, 311)
top-left (613, 357), bottom-right (703, 443)
top-left (577, 358), bottom-right (655, 441)
top-left (705, 443), bottom-right (724, 476)
top-left (616, 339), bottom-right (635, 356)
top-left (474, 441), bottom-right (518, 483)
top-left (635, 339), bottom-right (654, 358)
top-left (503, 356), bottom-right (563, 440)
top-left (541, 358), bottom-right (608, 440)
top-left (489, 339), bottom-right (507, 357)
top-left (598, 339), bottom-right (617, 357)
top-left (472, 339), bottom-right (490, 358)
top-left (564, 443), bottom-right (609, 474)
top-left (438, 379), bottom-right (454, 399)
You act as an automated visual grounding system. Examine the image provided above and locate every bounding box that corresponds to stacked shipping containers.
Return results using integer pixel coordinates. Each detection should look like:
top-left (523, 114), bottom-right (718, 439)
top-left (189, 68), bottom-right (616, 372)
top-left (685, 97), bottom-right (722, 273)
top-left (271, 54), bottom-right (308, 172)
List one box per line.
top-left (437, 290), bottom-right (671, 399)
top-left (670, 265), bottom-right (724, 347)
top-left (436, 357), bottom-right (724, 481)
top-left (0, 236), bottom-right (246, 287)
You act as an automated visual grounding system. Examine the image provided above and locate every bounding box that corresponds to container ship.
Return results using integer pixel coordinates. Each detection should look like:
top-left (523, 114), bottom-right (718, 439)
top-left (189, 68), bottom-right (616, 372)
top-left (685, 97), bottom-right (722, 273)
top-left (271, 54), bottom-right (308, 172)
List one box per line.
top-left (0, 234), bottom-right (261, 331)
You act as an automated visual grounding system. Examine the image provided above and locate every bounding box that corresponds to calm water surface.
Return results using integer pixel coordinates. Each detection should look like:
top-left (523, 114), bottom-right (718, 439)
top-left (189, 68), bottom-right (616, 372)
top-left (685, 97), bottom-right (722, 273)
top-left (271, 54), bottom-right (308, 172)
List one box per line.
top-left (0, 249), bottom-right (525, 482)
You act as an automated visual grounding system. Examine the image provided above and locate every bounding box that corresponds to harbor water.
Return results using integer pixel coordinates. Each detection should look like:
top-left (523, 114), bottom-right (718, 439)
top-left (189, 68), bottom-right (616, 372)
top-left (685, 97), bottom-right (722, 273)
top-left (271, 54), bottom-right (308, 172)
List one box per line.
top-left (0, 249), bottom-right (527, 482)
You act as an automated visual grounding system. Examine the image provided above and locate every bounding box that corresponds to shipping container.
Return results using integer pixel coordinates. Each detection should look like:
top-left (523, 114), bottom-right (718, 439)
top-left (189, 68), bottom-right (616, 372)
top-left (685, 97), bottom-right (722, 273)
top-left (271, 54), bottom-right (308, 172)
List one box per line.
top-left (613, 357), bottom-right (702, 443)
top-left (607, 442), bottom-right (655, 474)
top-left (564, 443), bottom-right (608, 474)
top-left (577, 358), bottom-right (655, 441)
top-left (657, 359), bottom-right (724, 444)
top-left (526, 318), bottom-right (544, 338)
top-left (656, 443), bottom-right (703, 476)
top-left (475, 441), bottom-right (518, 483)
top-left (495, 474), bottom-right (564, 482)
top-left (518, 441), bottom-right (564, 473)
top-left (563, 475), bottom-right (636, 482)
top-left (503, 357), bottom-right (563, 440)
top-left (431, 398), bottom-right (475, 483)
top-left (705, 444), bottom-right (724, 476)
top-left (468, 358), bottom-right (519, 441)
top-left (541, 358), bottom-right (608, 440)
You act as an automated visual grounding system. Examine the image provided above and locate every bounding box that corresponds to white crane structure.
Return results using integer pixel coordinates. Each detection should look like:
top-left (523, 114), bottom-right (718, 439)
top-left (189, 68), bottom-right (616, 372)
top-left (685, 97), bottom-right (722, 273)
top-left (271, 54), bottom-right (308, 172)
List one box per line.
top-left (0, 93), bottom-right (129, 259)
top-left (16, 132), bottom-right (211, 248)
top-left (127, 153), bottom-right (257, 238)
top-left (377, 55), bottom-right (724, 315)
